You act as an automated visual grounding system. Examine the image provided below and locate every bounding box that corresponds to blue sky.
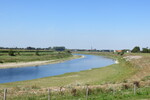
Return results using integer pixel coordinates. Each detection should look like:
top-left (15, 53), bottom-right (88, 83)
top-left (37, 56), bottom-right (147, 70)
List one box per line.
top-left (0, 0), bottom-right (150, 50)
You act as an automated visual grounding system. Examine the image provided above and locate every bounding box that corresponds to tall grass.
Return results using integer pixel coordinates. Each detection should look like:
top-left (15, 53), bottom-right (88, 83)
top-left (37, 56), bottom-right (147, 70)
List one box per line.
top-left (3, 85), bottom-right (150, 100)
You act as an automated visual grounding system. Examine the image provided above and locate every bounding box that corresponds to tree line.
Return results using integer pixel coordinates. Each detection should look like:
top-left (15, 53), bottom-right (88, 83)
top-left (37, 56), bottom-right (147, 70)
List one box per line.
top-left (0, 46), bottom-right (67, 56)
top-left (131, 46), bottom-right (150, 53)
top-left (0, 46), bottom-right (66, 51)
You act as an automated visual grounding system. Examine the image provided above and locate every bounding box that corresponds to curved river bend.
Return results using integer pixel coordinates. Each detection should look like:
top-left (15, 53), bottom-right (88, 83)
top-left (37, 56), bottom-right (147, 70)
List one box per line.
top-left (0, 54), bottom-right (114, 83)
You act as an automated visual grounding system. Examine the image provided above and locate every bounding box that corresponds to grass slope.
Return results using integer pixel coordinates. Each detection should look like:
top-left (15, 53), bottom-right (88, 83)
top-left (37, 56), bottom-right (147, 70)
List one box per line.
top-left (9, 86), bottom-right (150, 100)
top-left (0, 51), bottom-right (72, 63)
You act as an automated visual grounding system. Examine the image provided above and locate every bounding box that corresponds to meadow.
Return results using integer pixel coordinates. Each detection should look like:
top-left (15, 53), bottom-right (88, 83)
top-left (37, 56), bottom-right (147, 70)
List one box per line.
top-left (0, 49), bottom-right (72, 63)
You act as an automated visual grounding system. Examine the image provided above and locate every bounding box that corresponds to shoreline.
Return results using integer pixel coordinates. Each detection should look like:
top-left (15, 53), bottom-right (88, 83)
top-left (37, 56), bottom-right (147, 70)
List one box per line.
top-left (0, 55), bottom-right (84, 69)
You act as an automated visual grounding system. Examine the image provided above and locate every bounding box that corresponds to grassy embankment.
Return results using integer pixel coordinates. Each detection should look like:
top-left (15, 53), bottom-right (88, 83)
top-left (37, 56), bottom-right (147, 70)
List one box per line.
top-left (0, 52), bottom-right (150, 99)
top-left (0, 49), bottom-right (72, 63)
top-left (0, 49), bottom-right (83, 69)
top-left (7, 86), bottom-right (150, 100)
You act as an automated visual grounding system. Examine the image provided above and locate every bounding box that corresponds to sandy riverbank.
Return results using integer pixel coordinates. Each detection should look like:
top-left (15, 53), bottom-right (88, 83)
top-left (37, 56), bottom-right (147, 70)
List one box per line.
top-left (0, 55), bottom-right (84, 69)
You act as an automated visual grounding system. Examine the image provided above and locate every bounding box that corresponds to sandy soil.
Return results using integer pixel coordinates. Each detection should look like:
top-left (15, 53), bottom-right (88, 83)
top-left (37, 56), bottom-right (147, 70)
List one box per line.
top-left (123, 56), bottom-right (142, 61)
top-left (0, 55), bottom-right (84, 69)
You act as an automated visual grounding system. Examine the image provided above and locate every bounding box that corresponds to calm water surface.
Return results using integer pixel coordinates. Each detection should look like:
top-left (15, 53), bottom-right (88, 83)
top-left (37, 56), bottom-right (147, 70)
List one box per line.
top-left (0, 54), bottom-right (114, 83)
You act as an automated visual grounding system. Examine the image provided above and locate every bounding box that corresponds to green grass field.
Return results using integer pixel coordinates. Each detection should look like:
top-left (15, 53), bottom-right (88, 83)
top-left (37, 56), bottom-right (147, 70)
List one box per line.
top-left (0, 50), bottom-right (72, 63)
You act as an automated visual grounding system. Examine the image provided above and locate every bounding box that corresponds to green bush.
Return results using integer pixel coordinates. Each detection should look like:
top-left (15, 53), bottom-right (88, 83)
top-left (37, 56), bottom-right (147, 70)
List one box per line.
top-left (131, 46), bottom-right (140, 53)
top-left (35, 50), bottom-right (40, 56)
top-left (0, 60), bottom-right (4, 63)
top-left (8, 49), bottom-right (15, 56)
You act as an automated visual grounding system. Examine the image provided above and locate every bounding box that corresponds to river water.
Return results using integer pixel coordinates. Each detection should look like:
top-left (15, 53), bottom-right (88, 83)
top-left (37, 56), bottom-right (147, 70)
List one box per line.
top-left (0, 54), bottom-right (114, 83)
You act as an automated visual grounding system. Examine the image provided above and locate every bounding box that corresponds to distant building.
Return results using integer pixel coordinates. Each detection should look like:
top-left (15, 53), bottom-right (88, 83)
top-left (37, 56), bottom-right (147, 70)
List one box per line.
top-left (115, 50), bottom-right (131, 53)
top-left (115, 50), bottom-right (123, 53)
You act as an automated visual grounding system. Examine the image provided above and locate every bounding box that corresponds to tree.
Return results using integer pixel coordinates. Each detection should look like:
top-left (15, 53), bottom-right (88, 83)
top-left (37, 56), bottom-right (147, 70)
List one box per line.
top-left (131, 46), bottom-right (140, 53)
top-left (142, 48), bottom-right (149, 53)
top-left (26, 47), bottom-right (35, 50)
top-left (53, 46), bottom-right (65, 51)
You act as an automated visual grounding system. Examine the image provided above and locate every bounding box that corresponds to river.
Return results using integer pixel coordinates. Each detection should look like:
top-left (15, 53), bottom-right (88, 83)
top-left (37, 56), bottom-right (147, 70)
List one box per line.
top-left (0, 54), bottom-right (114, 83)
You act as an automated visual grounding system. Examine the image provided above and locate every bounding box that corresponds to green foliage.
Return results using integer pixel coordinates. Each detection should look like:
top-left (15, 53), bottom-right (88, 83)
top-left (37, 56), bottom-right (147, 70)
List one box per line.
top-left (26, 46), bottom-right (35, 50)
top-left (131, 46), bottom-right (150, 53)
top-left (66, 50), bottom-right (72, 53)
top-left (142, 48), bottom-right (150, 53)
top-left (117, 52), bottom-right (124, 56)
top-left (131, 46), bottom-right (140, 53)
top-left (120, 52), bottom-right (124, 56)
top-left (8, 49), bottom-right (15, 56)
top-left (17, 51), bottom-right (20, 55)
top-left (53, 46), bottom-right (65, 51)
top-left (0, 60), bottom-right (4, 63)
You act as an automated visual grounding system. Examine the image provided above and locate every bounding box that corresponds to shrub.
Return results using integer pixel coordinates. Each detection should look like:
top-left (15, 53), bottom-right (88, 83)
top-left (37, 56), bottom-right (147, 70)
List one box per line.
top-left (120, 52), bottom-right (124, 56)
top-left (8, 49), bottom-right (15, 56)
top-left (71, 88), bottom-right (77, 96)
top-left (17, 51), bottom-right (20, 55)
top-left (0, 60), bottom-right (4, 63)
top-left (35, 50), bottom-right (39, 56)
top-left (66, 50), bottom-right (72, 54)
top-left (31, 84), bottom-right (40, 89)
top-left (117, 52), bottom-right (124, 56)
